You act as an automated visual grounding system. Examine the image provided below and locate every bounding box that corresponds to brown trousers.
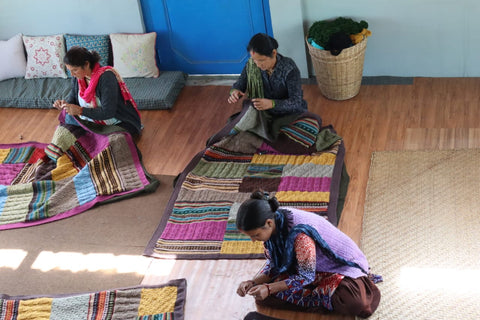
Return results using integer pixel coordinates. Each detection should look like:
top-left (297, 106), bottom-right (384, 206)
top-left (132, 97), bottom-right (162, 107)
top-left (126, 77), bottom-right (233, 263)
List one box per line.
top-left (256, 276), bottom-right (381, 318)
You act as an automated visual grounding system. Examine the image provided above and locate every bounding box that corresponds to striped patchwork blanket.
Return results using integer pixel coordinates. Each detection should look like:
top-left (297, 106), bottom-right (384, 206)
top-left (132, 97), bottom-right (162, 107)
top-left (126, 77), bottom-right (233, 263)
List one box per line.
top-left (145, 106), bottom-right (347, 259)
top-left (0, 113), bottom-right (157, 230)
top-left (0, 279), bottom-right (186, 320)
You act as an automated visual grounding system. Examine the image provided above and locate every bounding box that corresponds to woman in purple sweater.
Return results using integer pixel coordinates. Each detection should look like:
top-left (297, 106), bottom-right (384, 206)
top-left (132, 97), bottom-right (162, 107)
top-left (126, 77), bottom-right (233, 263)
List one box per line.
top-left (236, 190), bottom-right (381, 318)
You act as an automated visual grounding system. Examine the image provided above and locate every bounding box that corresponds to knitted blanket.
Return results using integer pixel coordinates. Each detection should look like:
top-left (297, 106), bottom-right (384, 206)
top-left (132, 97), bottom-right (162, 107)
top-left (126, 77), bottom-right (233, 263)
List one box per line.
top-left (0, 113), bottom-right (158, 230)
top-left (145, 103), bottom-right (347, 259)
top-left (0, 279), bottom-right (186, 320)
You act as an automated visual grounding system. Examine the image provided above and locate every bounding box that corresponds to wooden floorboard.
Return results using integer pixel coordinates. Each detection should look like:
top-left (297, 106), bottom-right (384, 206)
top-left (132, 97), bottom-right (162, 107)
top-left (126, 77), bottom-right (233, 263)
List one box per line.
top-left (2, 77), bottom-right (480, 319)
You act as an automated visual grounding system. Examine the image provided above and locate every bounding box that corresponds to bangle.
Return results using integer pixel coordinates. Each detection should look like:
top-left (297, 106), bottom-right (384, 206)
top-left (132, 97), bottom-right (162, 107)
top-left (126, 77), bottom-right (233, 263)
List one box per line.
top-left (264, 283), bottom-right (271, 296)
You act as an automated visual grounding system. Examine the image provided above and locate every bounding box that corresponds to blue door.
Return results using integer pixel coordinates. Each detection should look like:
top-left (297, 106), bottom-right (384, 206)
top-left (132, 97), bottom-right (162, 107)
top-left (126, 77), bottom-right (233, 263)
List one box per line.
top-left (140, 0), bottom-right (272, 74)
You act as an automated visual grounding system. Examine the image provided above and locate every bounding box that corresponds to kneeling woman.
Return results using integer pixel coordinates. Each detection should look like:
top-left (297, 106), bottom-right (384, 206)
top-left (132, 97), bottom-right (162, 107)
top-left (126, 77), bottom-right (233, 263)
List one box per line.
top-left (236, 191), bottom-right (381, 318)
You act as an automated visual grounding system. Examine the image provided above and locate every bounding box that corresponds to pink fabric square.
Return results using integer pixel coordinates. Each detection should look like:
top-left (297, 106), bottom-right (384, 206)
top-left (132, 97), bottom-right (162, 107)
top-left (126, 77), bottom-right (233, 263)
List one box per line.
top-left (0, 163), bottom-right (26, 185)
top-left (161, 221), bottom-right (228, 241)
top-left (278, 176), bottom-right (332, 192)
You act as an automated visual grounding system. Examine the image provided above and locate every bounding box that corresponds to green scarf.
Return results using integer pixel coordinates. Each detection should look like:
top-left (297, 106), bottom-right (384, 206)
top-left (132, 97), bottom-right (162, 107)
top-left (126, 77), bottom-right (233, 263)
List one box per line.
top-left (246, 58), bottom-right (264, 99)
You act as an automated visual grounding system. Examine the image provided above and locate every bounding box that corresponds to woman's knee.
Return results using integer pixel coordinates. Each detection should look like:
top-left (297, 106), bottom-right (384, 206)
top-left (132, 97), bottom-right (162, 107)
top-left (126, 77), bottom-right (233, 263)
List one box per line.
top-left (331, 277), bottom-right (381, 318)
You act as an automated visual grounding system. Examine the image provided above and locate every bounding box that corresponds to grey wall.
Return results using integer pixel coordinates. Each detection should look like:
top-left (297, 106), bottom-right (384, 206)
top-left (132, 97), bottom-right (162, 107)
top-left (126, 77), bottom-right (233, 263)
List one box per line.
top-left (298, 0), bottom-right (480, 77)
top-left (2, 0), bottom-right (480, 77)
top-left (0, 0), bottom-right (144, 39)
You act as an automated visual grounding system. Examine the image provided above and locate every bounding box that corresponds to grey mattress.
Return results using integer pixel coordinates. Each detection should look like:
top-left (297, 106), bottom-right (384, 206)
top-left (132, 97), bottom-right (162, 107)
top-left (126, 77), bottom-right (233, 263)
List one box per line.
top-left (0, 71), bottom-right (187, 110)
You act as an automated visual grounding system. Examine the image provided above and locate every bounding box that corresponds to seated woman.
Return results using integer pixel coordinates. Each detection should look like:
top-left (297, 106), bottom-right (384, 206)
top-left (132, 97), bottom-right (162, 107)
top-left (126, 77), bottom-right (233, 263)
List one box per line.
top-left (236, 191), bottom-right (381, 318)
top-left (227, 33), bottom-right (309, 142)
top-left (52, 46), bottom-right (141, 137)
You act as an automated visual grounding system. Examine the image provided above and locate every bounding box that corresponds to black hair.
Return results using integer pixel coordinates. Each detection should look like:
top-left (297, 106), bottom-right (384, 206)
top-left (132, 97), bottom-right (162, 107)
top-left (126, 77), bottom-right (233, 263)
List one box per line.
top-left (64, 46), bottom-right (101, 68)
top-left (246, 33), bottom-right (278, 57)
top-left (236, 190), bottom-right (280, 231)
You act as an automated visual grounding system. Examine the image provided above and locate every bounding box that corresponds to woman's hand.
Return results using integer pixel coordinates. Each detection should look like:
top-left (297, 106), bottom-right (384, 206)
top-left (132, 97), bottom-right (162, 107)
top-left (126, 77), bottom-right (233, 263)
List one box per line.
top-left (247, 284), bottom-right (269, 301)
top-left (228, 89), bottom-right (245, 104)
top-left (236, 280), bottom-right (255, 297)
top-left (64, 103), bottom-right (83, 116)
top-left (52, 99), bottom-right (66, 110)
top-left (252, 98), bottom-right (274, 111)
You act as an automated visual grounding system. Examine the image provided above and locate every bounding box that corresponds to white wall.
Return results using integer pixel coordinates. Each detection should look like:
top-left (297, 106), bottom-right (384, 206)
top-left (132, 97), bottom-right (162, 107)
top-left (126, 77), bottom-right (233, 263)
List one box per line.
top-left (269, 0), bottom-right (309, 78)
top-left (0, 0), bottom-right (144, 39)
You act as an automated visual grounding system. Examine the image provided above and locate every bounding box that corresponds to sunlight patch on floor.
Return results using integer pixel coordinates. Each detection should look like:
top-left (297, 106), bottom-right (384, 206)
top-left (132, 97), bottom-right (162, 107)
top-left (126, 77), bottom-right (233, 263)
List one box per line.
top-left (30, 251), bottom-right (169, 275)
top-left (0, 249), bottom-right (28, 269)
top-left (399, 267), bottom-right (480, 293)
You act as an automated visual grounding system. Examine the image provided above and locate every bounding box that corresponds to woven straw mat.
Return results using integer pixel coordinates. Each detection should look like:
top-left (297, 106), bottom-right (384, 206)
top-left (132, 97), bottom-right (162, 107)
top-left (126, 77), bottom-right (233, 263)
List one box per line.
top-left (360, 149), bottom-right (480, 320)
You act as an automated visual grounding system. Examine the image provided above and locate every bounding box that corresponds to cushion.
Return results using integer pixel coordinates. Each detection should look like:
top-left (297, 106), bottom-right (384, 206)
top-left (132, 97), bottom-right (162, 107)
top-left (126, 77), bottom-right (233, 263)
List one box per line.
top-left (0, 71), bottom-right (187, 109)
top-left (0, 33), bottom-right (27, 81)
top-left (110, 32), bottom-right (159, 78)
top-left (64, 34), bottom-right (111, 76)
top-left (22, 34), bottom-right (67, 79)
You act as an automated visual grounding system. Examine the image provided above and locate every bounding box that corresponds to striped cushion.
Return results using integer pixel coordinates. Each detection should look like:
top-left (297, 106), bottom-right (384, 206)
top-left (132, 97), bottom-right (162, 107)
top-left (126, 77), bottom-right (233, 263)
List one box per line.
top-left (280, 117), bottom-right (320, 148)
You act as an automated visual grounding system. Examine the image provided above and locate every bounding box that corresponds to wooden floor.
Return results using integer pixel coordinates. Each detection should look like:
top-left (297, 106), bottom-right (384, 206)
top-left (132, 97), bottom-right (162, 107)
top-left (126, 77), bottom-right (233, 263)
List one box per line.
top-left (2, 77), bottom-right (480, 319)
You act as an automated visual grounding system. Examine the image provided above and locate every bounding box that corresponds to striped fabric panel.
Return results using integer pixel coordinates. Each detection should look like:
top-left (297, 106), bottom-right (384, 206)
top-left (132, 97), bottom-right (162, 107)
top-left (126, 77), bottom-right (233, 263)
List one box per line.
top-left (87, 290), bottom-right (116, 320)
top-left (280, 117), bottom-right (320, 147)
top-left (168, 201), bottom-right (232, 224)
top-left (244, 164), bottom-right (284, 178)
top-left (2, 146), bottom-right (35, 164)
top-left (0, 299), bottom-right (20, 320)
top-left (159, 201), bottom-right (231, 241)
top-left (277, 176), bottom-right (332, 192)
top-left (10, 164), bottom-right (33, 185)
top-left (26, 180), bottom-right (54, 221)
top-left (278, 202), bottom-right (329, 216)
top-left (204, 146), bottom-right (253, 163)
top-left (66, 141), bottom-right (92, 171)
top-left (191, 158), bottom-right (250, 179)
top-left (154, 239), bottom-right (223, 254)
top-left (251, 153), bottom-right (336, 166)
top-left (182, 173), bottom-right (242, 192)
top-left (89, 147), bottom-right (124, 195)
top-left (44, 143), bottom-right (63, 162)
top-left (276, 191), bottom-right (330, 203)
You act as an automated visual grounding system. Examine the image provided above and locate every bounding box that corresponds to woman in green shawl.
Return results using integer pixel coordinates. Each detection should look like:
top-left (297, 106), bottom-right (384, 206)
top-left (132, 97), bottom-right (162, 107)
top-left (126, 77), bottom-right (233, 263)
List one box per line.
top-left (228, 33), bottom-right (308, 141)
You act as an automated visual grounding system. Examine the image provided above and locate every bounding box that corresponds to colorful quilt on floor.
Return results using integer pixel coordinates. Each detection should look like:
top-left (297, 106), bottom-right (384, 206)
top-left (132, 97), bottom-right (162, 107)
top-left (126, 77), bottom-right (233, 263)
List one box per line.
top-left (0, 112), bottom-right (157, 230)
top-left (145, 107), bottom-right (347, 259)
top-left (0, 279), bottom-right (186, 320)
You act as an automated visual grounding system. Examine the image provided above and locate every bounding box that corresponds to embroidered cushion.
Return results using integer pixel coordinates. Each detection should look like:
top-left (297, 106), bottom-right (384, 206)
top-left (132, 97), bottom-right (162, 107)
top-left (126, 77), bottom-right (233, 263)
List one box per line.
top-left (22, 34), bottom-right (67, 79)
top-left (110, 32), bottom-right (159, 78)
top-left (64, 34), bottom-right (111, 77)
top-left (0, 33), bottom-right (27, 81)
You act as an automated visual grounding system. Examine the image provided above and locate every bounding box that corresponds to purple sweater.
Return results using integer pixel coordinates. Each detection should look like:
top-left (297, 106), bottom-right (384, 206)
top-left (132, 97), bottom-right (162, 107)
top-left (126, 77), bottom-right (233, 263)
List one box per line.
top-left (267, 207), bottom-right (369, 280)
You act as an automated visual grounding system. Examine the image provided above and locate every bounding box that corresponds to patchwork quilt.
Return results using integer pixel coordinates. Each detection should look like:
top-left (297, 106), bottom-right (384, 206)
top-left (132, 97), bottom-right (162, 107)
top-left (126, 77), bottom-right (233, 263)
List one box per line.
top-left (0, 112), bottom-right (157, 230)
top-left (145, 105), bottom-right (347, 259)
top-left (0, 279), bottom-right (186, 320)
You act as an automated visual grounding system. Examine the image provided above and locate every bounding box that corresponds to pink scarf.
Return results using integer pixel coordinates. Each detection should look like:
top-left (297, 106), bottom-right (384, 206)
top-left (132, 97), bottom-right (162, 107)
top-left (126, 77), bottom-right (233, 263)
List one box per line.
top-left (78, 63), bottom-right (141, 119)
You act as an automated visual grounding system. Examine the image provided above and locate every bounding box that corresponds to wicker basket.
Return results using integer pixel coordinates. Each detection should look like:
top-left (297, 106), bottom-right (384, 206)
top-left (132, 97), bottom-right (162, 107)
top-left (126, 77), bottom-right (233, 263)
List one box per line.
top-left (306, 38), bottom-right (367, 100)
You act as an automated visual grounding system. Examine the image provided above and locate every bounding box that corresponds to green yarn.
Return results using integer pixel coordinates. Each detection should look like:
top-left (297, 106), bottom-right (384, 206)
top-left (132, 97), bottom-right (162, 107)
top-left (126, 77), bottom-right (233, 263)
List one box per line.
top-left (246, 58), bottom-right (264, 99)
